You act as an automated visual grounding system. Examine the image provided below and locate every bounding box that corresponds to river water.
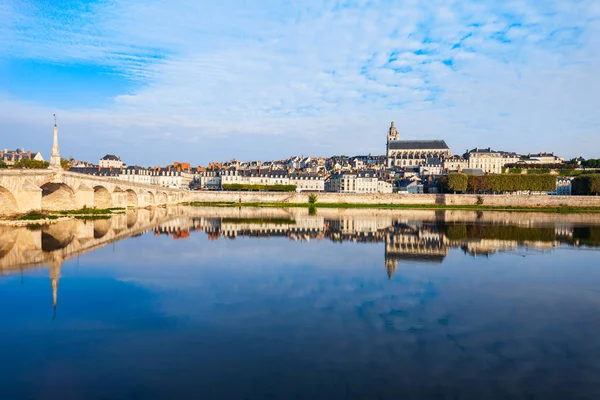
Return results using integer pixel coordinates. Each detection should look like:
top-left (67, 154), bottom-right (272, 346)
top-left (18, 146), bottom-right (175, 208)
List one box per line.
top-left (1, 206), bottom-right (599, 400)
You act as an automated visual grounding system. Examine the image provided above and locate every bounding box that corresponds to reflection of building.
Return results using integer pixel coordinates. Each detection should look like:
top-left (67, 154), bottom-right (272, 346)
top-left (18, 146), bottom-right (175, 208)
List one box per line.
top-left (385, 223), bottom-right (448, 278)
top-left (2, 209), bottom-right (599, 306)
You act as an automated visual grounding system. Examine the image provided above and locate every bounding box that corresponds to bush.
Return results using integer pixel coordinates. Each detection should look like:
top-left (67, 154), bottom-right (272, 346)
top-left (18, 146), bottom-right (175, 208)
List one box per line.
top-left (447, 173), bottom-right (468, 193)
top-left (467, 176), bottom-right (489, 193)
top-left (12, 159), bottom-right (50, 169)
top-left (473, 175), bottom-right (555, 193)
top-left (0, 160), bottom-right (7, 169)
top-left (308, 193), bottom-right (318, 204)
top-left (222, 183), bottom-right (297, 192)
top-left (572, 175), bottom-right (600, 195)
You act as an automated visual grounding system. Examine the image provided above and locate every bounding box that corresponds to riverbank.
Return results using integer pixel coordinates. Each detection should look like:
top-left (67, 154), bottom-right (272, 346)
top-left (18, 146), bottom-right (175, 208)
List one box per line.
top-left (185, 191), bottom-right (600, 211)
top-left (0, 207), bottom-right (127, 226)
top-left (186, 201), bottom-right (600, 213)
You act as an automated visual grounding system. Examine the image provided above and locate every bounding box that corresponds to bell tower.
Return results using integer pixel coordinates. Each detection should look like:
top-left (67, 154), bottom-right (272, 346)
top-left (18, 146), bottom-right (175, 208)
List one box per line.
top-left (386, 121), bottom-right (399, 167)
top-left (387, 121), bottom-right (399, 143)
top-left (50, 114), bottom-right (61, 170)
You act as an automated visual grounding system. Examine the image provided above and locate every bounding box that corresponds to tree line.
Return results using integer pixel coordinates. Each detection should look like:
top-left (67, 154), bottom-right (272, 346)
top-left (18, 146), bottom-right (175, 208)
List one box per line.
top-left (572, 175), bottom-right (600, 195)
top-left (441, 173), bottom-right (556, 193)
top-left (222, 183), bottom-right (297, 192)
top-left (581, 159), bottom-right (600, 168)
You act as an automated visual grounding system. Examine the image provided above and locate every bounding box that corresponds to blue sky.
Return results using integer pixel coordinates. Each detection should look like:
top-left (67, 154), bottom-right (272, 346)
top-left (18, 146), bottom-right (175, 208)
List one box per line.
top-left (1, 0), bottom-right (599, 165)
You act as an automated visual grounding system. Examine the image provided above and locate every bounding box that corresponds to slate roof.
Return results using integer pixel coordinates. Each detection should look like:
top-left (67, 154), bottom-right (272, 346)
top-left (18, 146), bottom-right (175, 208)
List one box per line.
top-left (388, 140), bottom-right (449, 150)
top-left (69, 167), bottom-right (120, 176)
top-left (357, 170), bottom-right (377, 178)
top-left (101, 154), bottom-right (120, 161)
top-left (462, 168), bottom-right (485, 176)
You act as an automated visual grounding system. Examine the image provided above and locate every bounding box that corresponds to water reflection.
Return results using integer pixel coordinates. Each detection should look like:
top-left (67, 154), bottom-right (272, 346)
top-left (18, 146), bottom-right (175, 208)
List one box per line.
top-left (3, 206), bottom-right (600, 310)
top-left (2, 207), bottom-right (600, 399)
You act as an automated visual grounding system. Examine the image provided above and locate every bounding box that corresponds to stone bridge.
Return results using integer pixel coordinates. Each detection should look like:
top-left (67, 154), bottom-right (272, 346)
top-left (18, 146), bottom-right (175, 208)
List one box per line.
top-left (0, 169), bottom-right (188, 214)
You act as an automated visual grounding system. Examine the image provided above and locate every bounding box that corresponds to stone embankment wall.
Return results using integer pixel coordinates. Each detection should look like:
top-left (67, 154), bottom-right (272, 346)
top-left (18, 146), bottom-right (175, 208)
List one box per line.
top-left (186, 191), bottom-right (600, 208)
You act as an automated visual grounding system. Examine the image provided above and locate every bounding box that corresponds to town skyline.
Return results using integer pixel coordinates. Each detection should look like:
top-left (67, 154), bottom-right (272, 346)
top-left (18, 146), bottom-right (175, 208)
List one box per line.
top-left (0, 119), bottom-right (591, 168)
top-left (1, 1), bottom-right (599, 165)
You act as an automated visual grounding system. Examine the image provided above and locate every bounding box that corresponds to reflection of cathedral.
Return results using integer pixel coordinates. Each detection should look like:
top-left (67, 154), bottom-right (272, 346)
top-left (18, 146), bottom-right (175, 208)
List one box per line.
top-left (385, 223), bottom-right (448, 279)
top-left (1, 209), bottom-right (599, 310)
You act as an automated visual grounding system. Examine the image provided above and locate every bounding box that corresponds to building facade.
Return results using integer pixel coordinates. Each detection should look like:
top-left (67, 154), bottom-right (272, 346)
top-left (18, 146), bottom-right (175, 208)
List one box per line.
top-left (385, 121), bottom-right (451, 168)
top-left (464, 148), bottom-right (519, 174)
top-left (328, 170), bottom-right (393, 194)
top-left (1, 149), bottom-right (45, 166)
top-left (99, 154), bottom-right (124, 169)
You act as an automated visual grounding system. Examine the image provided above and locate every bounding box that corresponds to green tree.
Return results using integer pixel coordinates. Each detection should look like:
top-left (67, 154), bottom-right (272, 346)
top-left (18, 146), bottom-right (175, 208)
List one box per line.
top-left (60, 158), bottom-right (72, 169)
top-left (0, 160), bottom-right (7, 169)
top-left (447, 173), bottom-right (468, 193)
top-left (308, 193), bottom-right (318, 204)
top-left (12, 159), bottom-right (50, 169)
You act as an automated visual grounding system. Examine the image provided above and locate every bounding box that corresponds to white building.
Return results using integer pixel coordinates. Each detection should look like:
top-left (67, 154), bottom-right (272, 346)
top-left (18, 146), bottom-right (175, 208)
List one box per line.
top-left (328, 170), bottom-right (392, 193)
top-left (464, 148), bottom-right (519, 174)
top-left (555, 177), bottom-right (572, 196)
top-left (522, 152), bottom-right (564, 164)
top-left (443, 155), bottom-right (469, 172)
top-left (118, 167), bottom-right (193, 189)
top-left (290, 173), bottom-right (325, 191)
top-left (99, 154), bottom-right (124, 169)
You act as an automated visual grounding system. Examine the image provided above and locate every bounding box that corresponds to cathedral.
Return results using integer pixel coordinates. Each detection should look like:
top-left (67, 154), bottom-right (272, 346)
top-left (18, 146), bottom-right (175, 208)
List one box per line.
top-left (385, 121), bottom-right (451, 168)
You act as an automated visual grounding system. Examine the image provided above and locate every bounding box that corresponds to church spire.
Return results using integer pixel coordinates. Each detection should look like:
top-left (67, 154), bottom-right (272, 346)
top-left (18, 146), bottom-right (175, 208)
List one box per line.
top-left (50, 114), bottom-right (61, 170)
top-left (48, 259), bottom-right (62, 319)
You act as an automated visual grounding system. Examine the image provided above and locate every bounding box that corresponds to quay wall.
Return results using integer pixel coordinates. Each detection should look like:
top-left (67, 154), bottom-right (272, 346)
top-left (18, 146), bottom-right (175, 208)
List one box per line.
top-left (186, 191), bottom-right (600, 208)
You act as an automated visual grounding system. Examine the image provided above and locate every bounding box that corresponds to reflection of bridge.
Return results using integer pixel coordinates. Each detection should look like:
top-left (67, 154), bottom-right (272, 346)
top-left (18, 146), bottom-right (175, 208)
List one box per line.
top-left (2, 207), bottom-right (600, 312)
top-left (0, 124), bottom-right (187, 214)
top-left (0, 207), bottom-right (184, 311)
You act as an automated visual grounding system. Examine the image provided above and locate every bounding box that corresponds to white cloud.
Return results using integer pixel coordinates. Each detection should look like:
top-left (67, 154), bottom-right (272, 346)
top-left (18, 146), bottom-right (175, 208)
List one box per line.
top-left (0, 0), bottom-right (599, 164)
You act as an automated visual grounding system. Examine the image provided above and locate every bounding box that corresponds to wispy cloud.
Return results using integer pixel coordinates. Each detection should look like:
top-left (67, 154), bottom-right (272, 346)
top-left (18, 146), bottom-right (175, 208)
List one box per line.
top-left (0, 0), bottom-right (599, 164)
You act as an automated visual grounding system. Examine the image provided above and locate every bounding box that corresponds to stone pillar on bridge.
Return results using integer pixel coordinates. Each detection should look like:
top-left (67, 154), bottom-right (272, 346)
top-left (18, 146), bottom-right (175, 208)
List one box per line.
top-left (112, 191), bottom-right (128, 208)
top-left (75, 183), bottom-right (94, 209)
top-left (17, 180), bottom-right (42, 213)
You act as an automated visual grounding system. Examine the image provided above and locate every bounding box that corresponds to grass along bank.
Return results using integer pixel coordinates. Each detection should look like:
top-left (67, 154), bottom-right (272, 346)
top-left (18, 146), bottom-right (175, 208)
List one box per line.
top-left (186, 201), bottom-right (600, 213)
top-left (1, 207), bottom-right (127, 224)
top-left (51, 207), bottom-right (126, 216)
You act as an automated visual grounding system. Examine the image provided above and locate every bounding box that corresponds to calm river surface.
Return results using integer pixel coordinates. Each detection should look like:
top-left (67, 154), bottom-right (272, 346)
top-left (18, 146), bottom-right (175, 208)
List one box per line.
top-left (1, 206), bottom-right (600, 400)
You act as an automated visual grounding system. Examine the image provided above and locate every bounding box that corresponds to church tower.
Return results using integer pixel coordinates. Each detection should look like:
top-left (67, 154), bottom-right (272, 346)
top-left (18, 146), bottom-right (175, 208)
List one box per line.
top-left (50, 114), bottom-right (61, 170)
top-left (386, 121), bottom-right (399, 167)
top-left (387, 121), bottom-right (399, 143)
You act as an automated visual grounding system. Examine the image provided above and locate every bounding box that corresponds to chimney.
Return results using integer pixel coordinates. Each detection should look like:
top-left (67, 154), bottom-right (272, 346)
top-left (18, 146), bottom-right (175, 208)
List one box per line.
top-left (98, 165), bottom-right (101, 172)
top-left (488, 147), bottom-right (491, 152)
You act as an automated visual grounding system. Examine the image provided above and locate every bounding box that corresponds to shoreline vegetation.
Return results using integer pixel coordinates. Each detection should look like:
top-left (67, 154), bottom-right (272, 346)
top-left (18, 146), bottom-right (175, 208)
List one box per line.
top-left (185, 201), bottom-right (600, 213)
top-left (0, 207), bottom-right (127, 226)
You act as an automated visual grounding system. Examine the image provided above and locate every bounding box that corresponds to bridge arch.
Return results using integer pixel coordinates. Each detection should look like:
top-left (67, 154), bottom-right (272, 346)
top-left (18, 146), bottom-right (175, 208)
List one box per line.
top-left (0, 186), bottom-right (18, 215)
top-left (127, 209), bottom-right (138, 228)
top-left (112, 187), bottom-right (127, 208)
top-left (126, 189), bottom-right (138, 207)
top-left (157, 192), bottom-right (168, 205)
top-left (93, 186), bottom-right (112, 209)
top-left (147, 191), bottom-right (155, 205)
top-left (41, 183), bottom-right (76, 211)
top-left (93, 219), bottom-right (111, 239)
